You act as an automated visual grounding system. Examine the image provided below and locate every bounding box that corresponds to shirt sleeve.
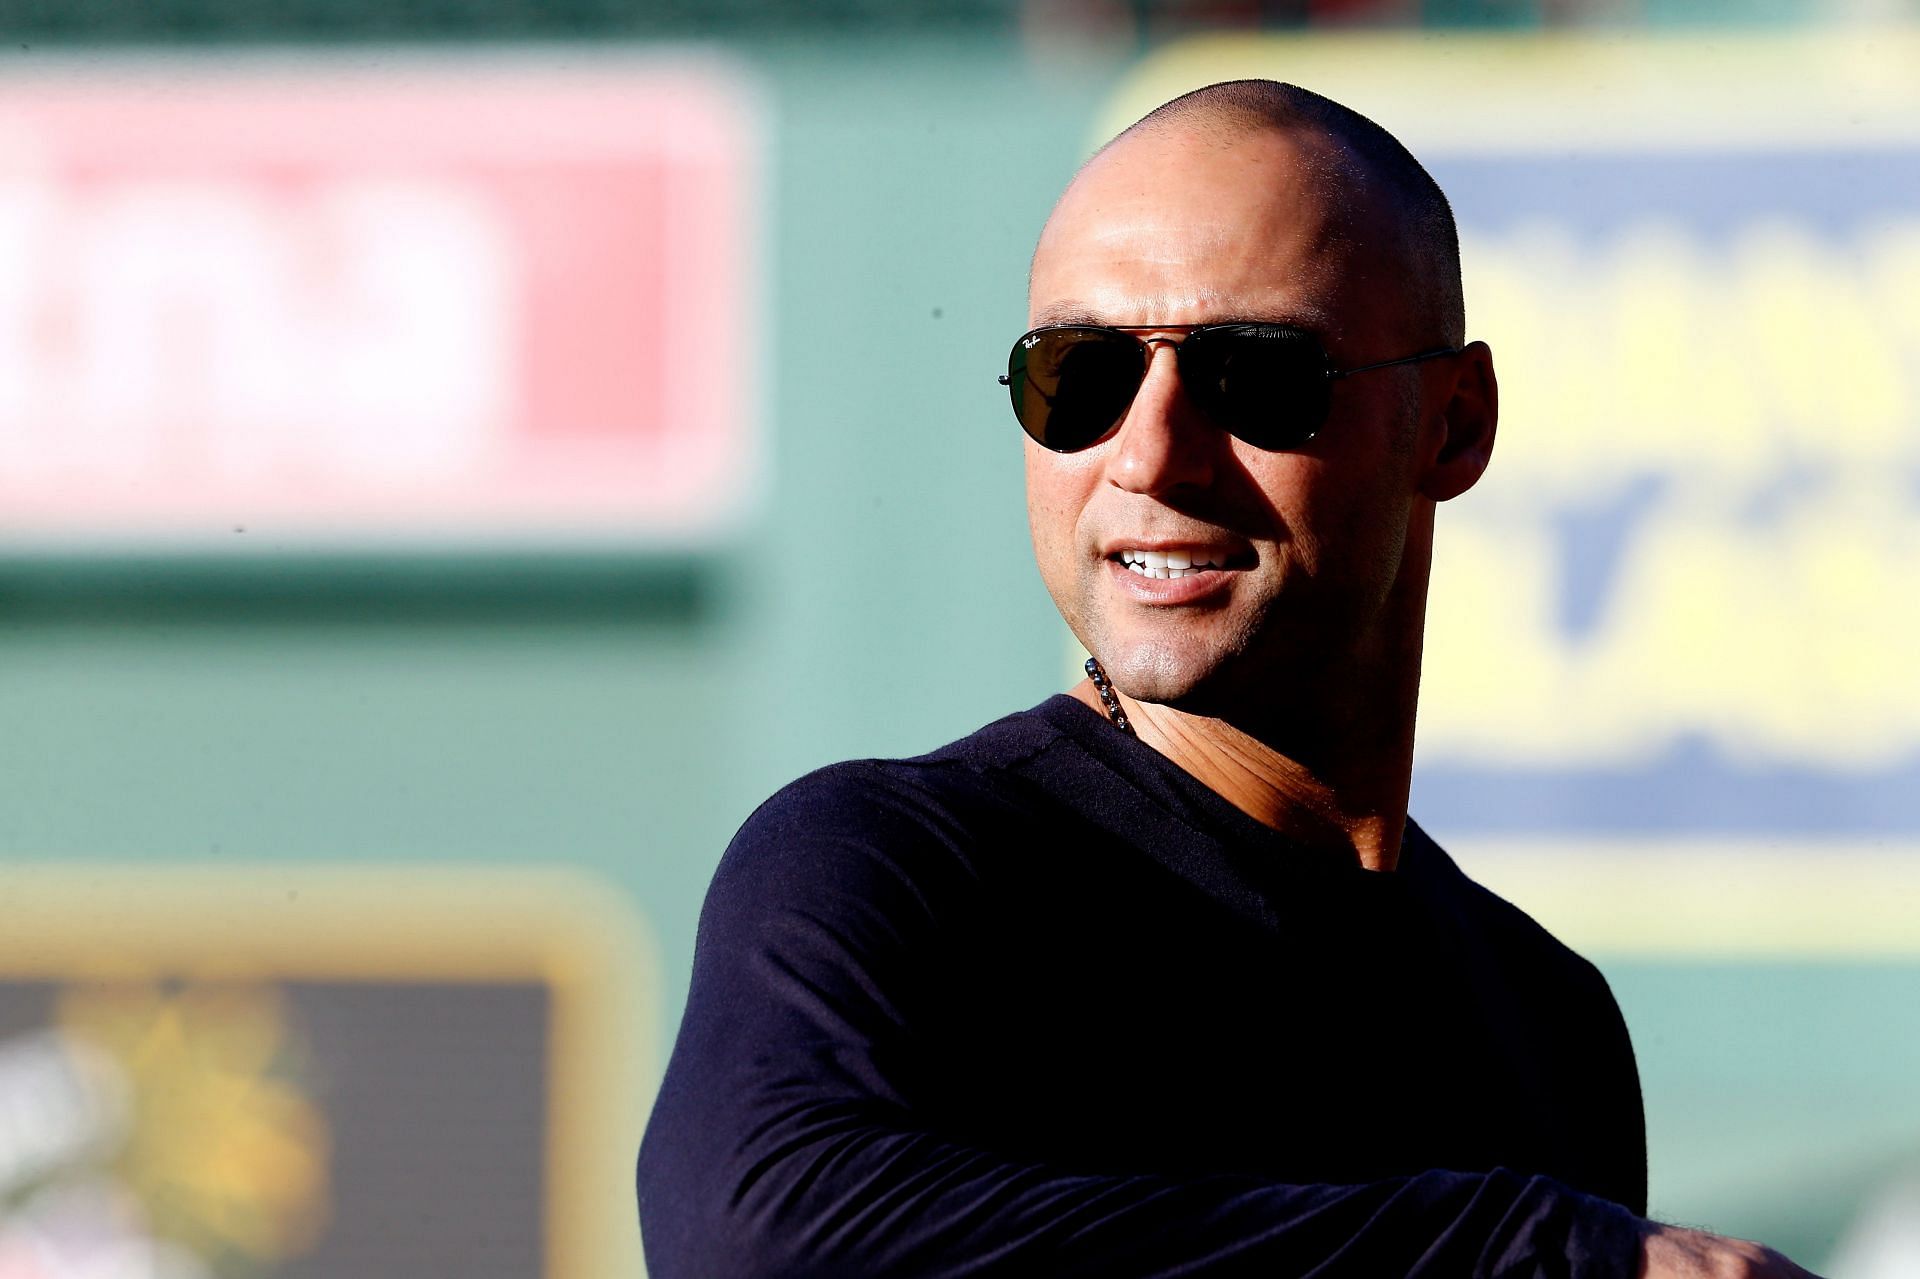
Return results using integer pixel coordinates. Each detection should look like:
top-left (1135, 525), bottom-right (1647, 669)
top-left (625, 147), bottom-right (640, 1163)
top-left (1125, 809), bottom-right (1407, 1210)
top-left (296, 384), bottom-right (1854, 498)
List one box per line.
top-left (636, 767), bottom-right (1647, 1279)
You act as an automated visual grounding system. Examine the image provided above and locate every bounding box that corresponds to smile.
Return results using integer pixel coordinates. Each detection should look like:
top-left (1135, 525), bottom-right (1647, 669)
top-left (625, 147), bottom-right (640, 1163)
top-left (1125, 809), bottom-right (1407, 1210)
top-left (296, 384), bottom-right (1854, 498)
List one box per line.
top-left (1115, 549), bottom-right (1230, 580)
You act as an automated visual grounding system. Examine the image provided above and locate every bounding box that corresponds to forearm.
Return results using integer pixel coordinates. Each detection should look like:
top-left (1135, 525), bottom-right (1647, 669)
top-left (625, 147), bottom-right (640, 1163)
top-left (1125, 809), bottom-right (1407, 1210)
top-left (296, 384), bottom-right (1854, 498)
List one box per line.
top-left (638, 1091), bottom-right (1644, 1279)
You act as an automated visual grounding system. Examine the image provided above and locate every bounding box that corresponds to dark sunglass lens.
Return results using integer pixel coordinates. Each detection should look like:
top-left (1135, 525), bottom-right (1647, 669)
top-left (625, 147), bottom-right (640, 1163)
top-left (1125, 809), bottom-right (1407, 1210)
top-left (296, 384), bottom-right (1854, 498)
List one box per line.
top-left (1009, 329), bottom-right (1142, 451)
top-left (1185, 326), bottom-right (1330, 450)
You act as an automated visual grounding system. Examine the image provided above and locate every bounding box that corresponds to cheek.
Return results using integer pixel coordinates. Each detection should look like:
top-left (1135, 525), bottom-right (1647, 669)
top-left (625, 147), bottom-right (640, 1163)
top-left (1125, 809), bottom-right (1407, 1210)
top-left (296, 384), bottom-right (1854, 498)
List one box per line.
top-left (1023, 483), bottom-right (1076, 591)
top-left (1298, 469), bottom-right (1416, 601)
top-left (1242, 451), bottom-right (1407, 593)
top-left (1023, 454), bottom-right (1099, 607)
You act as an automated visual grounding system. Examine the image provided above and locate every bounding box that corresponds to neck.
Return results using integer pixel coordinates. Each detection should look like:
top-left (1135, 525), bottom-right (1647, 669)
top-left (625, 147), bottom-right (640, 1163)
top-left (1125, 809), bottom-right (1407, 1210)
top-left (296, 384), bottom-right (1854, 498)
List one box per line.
top-left (1075, 612), bottom-right (1425, 874)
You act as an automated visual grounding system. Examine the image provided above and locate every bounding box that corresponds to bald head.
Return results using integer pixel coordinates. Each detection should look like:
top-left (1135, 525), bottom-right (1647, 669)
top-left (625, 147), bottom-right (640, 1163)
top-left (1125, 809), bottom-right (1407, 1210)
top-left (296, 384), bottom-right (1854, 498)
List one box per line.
top-left (1057, 80), bottom-right (1464, 348)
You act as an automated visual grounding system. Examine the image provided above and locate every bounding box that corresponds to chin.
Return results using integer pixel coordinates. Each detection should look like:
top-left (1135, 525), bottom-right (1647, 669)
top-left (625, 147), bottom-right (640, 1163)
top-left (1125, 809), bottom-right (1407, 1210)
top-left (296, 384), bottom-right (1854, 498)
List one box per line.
top-left (1095, 635), bottom-right (1231, 707)
top-left (1093, 607), bottom-right (1339, 719)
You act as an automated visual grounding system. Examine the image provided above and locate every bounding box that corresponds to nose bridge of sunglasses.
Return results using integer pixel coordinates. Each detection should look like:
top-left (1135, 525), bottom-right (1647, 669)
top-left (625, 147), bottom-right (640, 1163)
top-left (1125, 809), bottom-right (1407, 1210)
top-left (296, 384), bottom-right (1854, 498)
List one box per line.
top-left (1146, 334), bottom-right (1216, 408)
top-left (1136, 334), bottom-right (1184, 388)
top-left (1110, 337), bottom-right (1217, 443)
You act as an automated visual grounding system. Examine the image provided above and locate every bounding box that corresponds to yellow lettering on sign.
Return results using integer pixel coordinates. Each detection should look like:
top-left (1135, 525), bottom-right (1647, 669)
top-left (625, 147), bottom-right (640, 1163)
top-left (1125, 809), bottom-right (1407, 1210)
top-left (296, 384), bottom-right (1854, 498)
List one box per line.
top-left (1423, 219), bottom-right (1920, 767)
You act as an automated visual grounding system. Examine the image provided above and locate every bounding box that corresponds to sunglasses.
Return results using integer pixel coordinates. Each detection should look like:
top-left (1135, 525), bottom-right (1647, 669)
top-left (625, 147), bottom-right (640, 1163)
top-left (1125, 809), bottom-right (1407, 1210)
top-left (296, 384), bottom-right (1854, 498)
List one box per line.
top-left (1000, 323), bottom-right (1459, 454)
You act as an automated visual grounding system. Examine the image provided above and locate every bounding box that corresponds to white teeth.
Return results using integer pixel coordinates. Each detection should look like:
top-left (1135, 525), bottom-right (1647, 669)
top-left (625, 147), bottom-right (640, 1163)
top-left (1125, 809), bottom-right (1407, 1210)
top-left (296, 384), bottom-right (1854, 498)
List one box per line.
top-left (1118, 549), bottom-right (1228, 579)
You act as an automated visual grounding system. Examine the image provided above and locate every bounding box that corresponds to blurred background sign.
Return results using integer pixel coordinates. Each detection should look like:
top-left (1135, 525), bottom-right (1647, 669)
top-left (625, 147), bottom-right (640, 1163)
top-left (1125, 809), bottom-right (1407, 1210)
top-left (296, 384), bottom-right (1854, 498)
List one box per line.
top-left (0, 867), bottom-right (651, 1279)
top-left (0, 58), bottom-right (762, 549)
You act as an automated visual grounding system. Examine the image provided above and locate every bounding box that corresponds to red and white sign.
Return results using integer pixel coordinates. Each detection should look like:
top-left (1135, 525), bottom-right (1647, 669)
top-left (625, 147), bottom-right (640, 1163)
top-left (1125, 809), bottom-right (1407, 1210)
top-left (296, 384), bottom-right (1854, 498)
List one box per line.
top-left (0, 57), bottom-right (761, 546)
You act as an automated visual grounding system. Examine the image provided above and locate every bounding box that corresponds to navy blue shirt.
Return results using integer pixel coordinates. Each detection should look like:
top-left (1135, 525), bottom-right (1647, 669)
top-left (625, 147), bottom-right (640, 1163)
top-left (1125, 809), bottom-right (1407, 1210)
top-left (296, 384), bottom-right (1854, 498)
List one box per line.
top-left (639, 695), bottom-right (1647, 1276)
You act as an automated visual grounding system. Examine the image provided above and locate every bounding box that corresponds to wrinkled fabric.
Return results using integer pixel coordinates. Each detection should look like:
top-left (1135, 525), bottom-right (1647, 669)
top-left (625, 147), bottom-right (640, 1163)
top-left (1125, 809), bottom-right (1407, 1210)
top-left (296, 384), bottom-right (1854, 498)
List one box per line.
top-left (639, 696), bottom-right (1647, 1277)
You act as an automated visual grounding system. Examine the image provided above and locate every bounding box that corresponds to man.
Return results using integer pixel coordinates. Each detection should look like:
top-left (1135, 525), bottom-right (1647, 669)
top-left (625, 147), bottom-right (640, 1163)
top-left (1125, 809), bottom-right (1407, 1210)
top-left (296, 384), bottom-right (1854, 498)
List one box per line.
top-left (638, 80), bottom-right (1819, 1278)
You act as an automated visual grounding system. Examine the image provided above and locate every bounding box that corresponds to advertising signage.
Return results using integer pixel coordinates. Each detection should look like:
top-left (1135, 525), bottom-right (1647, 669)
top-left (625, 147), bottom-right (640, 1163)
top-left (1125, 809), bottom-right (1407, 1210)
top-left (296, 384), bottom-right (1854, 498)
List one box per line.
top-left (0, 57), bottom-right (762, 549)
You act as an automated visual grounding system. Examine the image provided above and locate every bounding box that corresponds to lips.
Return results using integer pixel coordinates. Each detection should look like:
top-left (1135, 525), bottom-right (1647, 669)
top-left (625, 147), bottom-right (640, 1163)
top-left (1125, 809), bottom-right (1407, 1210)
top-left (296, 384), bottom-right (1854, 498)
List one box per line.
top-left (1101, 542), bottom-right (1251, 603)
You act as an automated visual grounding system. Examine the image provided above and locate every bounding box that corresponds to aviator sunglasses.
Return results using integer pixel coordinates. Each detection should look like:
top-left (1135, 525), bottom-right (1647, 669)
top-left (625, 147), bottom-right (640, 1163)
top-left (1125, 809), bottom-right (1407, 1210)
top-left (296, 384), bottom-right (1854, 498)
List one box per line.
top-left (1000, 323), bottom-right (1459, 453)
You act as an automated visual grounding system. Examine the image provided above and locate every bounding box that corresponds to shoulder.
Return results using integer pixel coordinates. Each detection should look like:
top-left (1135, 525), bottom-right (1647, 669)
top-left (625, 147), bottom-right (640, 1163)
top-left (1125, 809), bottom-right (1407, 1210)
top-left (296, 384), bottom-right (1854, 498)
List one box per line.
top-left (1403, 825), bottom-right (1646, 1206)
top-left (745, 700), bottom-right (1066, 835)
top-left (715, 701), bottom-right (1078, 898)
top-left (1406, 821), bottom-right (1617, 998)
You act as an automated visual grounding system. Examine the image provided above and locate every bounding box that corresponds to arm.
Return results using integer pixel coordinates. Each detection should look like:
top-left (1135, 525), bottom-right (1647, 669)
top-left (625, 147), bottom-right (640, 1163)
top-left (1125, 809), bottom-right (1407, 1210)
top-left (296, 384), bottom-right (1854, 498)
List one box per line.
top-left (637, 770), bottom-right (1646, 1278)
top-left (1639, 1226), bottom-right (1826, 1278)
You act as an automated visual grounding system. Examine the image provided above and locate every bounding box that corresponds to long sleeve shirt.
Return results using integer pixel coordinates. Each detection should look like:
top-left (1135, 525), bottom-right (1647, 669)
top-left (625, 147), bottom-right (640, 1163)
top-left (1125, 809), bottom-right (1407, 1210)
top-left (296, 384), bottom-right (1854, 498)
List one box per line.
top-left (638, 695), bottom-right (1648, 1277)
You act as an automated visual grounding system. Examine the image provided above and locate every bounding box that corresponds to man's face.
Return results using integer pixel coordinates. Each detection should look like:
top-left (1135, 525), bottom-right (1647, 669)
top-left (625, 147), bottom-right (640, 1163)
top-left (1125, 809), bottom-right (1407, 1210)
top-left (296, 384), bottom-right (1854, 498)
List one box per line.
top-left (1024, 124), bottom-right (1438, 711)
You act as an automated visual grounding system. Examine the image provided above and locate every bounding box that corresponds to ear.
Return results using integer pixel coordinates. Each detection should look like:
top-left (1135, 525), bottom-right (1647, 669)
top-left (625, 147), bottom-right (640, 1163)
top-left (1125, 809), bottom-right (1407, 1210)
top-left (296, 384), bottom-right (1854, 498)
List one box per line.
top-left (1418, 340), bottom-right (1498, 502)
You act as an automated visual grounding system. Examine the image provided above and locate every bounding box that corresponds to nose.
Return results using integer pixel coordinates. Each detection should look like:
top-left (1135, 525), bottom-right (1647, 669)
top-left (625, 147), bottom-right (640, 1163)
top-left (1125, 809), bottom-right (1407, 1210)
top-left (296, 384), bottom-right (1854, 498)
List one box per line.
top-left (1107, 340), bottom-right (1218, 496)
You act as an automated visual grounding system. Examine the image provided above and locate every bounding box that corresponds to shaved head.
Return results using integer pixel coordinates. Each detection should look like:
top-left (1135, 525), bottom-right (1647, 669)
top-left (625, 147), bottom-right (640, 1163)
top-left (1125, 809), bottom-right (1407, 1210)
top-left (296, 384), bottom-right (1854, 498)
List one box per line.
top-left (1065, 79), bottom-right (1464, 348)
top-left (1022, 75), bottom-right (1500, 719)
